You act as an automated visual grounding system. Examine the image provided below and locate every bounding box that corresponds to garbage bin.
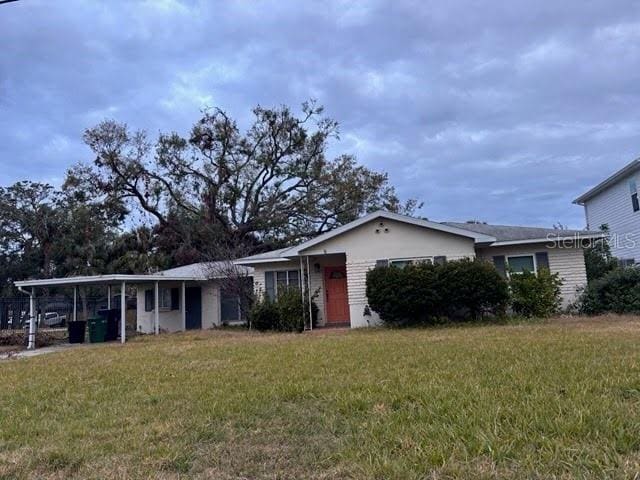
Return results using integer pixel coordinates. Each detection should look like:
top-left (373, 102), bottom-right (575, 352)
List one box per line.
top-left (88, 317), bottom-right (107, 343)
top-left (98, 309), bottom-right (118, 341)
top-left (68, 321), bottom-right (87, 344)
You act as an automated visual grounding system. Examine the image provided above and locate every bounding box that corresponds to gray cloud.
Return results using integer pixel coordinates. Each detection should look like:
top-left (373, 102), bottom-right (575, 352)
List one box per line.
top-left (1, 0), bottom-right (640, 228)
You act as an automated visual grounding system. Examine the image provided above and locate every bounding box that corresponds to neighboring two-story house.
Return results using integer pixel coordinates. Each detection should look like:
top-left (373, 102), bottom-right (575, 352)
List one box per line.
top-left (573, 158), bottom-right (640, 265)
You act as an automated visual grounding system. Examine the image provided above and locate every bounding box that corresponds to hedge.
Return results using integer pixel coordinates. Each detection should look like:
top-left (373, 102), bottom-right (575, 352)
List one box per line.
top-left (366, 259), bottom-right (509, 326)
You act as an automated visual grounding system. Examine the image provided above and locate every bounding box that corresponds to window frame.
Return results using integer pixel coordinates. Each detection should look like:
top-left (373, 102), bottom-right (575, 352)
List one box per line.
top-left (506, 254), bottom-right (537, 275)
top-left (264, 269), bottom-right (301, 300)
top-left (158, 287), bottom-right (172, 311)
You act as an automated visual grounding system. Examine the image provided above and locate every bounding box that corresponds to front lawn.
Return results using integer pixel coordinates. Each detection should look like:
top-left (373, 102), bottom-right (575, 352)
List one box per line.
top-left (1, 316), bottom-right (640, 479)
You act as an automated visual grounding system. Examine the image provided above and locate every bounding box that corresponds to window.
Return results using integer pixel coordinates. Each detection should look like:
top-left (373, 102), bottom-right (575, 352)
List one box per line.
top-left (264, 270), bottom-right (300, 300)
top-left (630, 180), bottom-right (639, 212)
top-left (144, 287), bottom-right (178, 311)
top-left (389, 257), bottom-right (433, 268)
top-left (620, 258), bottom-right (636, 268)
top-left (507, 255), bottom-right (535, 274)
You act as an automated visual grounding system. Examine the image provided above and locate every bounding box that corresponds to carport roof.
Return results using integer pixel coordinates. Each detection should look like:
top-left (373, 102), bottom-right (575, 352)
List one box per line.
top-left (14, 274), bottom-right (199, 288)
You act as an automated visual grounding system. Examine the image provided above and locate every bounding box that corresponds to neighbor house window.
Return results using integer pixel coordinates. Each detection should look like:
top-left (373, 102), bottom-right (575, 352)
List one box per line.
top-left (630, 179), bottom-right (640, 212)
top-left (389, 257), bottom-right (434, 268)
top-left (620, 258), bottom-right (636, 268)
top-left (507, 255), bottom-right (536, 274)
top-left (264, 270), bottom-right (301, 300)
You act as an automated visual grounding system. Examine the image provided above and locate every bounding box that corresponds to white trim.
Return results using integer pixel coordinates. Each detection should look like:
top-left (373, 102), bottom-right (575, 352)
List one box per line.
top-left (293, 211), bottom-right (495, 254)
top-left (573, 157), bottom-right (640, 205)
top-left (235, 210), bottom-right (496, 265)
top-left (14, 274), bottom-right (201, 288)
top-left (489, 233), bottom-right (605, 247)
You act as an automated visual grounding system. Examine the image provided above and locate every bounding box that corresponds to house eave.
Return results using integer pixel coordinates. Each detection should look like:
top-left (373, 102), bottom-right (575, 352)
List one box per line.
top-left (573, 158), bottom-right (640, 205)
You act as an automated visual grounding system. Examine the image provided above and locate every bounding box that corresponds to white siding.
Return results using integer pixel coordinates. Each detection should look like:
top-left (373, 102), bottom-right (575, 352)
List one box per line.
top-left (583, 172), bottom-right (640, 262)
top-left (477, 243), bottom-right (588, 308)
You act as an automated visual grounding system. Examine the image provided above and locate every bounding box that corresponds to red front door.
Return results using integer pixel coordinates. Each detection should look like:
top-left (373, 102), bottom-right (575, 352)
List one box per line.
top-left (324, 266), bottom-right (350, 324)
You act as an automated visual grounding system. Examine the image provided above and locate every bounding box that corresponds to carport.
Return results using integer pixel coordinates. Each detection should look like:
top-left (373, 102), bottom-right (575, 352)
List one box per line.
top-left (14, 274), bottom-right (197, 350)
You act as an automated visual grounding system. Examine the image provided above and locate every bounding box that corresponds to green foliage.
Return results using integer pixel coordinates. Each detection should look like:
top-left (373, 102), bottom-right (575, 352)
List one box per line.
top-left (438, 259), bottom-right (510, 320)
top-left (583, 224), bottom-right (618, 282)
top-left (249, 287), bottom-right (318, 332)
top-left (248, 296), bottom-right (280, 331)
top-left (366, 259), bottom-right (509, 326)
top-left (579, 267), bottom-right (640, 314)
top-left (509, 268), bottom-right (562, 318)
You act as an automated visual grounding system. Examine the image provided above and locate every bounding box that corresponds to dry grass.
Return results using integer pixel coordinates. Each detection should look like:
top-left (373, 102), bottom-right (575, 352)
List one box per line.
top-left (1, 316), bottom-right (640, 479)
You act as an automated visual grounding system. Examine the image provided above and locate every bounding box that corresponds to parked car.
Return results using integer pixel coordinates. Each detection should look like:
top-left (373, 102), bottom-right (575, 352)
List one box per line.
top-left (42, 312), bottom-right (66, 327)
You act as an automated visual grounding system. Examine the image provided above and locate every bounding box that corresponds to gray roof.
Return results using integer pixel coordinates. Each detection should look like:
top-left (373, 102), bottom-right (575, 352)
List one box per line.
top-left (573, 157), bottom-right (640, 205)
top-left (442, 222), bottom-right (603, 243)
top-left (160, 261), bottom-right (253, 279)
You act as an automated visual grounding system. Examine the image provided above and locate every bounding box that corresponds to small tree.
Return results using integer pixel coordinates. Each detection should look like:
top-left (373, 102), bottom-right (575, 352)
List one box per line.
top-left (509, 269), bottom-right (562, 318)
top-left (584, 224), bottom-right (618, 282)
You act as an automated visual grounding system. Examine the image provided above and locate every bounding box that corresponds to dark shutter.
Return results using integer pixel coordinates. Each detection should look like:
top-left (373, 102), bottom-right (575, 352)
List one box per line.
top-left (434, 256), bottom-right (447, 265)
top-left (492, 256), bottom-right (506, 278)
top-left (375, 259), bottom-right (389, 268)
top-left (265, 271), bottom-right (275, 300)
top-left (633, 193), bottom-right (640, 212)
top-left (535, 252), bottom-right (550, 271)
top-left (144, 289), bottom-right (153, 312)
top-left (171, 288), bottom-right (179, 310)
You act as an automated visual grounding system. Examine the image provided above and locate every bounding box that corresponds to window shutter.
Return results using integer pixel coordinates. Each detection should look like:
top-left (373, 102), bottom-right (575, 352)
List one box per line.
top-left (375, 259), bottom-right (389, 268)
top-left (265, 271), bottom-right (276, 300)
top-left (434, 256), bottom-right (447, 265)
top-left (535, 252), bottom-right (549, 271)
top-left (171, 288), bottom-right (179, 310)
top-left (144, 290), bottom-right (153, 312)
top-left (492, 256), bottom-right (506, 278)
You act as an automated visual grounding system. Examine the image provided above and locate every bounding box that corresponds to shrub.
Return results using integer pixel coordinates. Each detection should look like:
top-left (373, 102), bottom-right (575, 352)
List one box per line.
top-left (579, 267), bottom-right (640, 314)
top-left (509, 268), bottom-right (562, 318)
top-left (366, 259), bottom-right (509, 326)
top-left (276, 287), bottom-right (305, 332)
top-left (248, 287), bottom-right (319, 332)
top-left (438, 259), bottom-right (510, 320)
top-left (249, 296), bottom-right (280, 331)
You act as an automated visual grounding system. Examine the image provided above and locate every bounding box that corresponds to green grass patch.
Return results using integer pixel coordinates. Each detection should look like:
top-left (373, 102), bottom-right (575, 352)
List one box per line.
top-left (1, 316), bottom-right (640, 478)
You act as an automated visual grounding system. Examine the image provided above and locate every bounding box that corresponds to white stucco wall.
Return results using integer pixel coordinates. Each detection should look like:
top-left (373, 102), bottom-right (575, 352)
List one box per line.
top-left (135, 281), bottom-right (220, 333)
top-left (582, 171), bottom-right (640, 262)
top-left (477, 243), bottom-right (588, 308)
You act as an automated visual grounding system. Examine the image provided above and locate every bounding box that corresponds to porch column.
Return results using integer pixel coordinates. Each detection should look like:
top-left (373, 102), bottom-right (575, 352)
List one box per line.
top-left (27, 287), bottom-right (36, 350)
top-left (299, 257), bottom-right (306, 328)
top-left (154, 281), bottom-right (160, 335)
top-left (120, 281), bottom-right (126, 344)
top-left (306, 256), bottom-right (313, 331)
top-left (107, 285), bottom-right (111, 309)
top-left (181, 281), bottom-right (186, 331)
top-left (73, 286), bottom-right (77, 322)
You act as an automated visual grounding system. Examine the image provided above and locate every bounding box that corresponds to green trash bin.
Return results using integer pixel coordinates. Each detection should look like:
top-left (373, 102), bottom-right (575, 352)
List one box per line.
top-left (88, 317), bottom-right (107, 343)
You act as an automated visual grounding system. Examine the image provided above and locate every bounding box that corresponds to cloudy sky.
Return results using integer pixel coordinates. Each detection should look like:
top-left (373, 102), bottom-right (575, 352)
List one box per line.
top-left (1, 0), bottom-right (639, 228)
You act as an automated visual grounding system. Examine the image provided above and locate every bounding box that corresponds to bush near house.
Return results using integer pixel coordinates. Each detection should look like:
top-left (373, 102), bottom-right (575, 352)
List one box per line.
top-left (249, 288), bottom-right (319, 332)
top-left (366, 259), bottom-right (509, 326)
top-left (579, 267), bottom-right (640, 314)
top-left (509, 268), bottom-right (562, 318)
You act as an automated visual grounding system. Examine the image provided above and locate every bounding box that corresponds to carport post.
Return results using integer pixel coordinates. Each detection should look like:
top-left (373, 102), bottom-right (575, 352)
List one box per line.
top-left (73, 286), bottom-right (77, 322)
top-left (107, 285), bottom-right (111, 309)
top-left (154, 281), bottom-right (160, 335)
top-left (120, 281), bottom-right (126, 344)
top-left (27, 287), bottom-right (36, 350)
top-left (181, 281), bottom-right (186, 331)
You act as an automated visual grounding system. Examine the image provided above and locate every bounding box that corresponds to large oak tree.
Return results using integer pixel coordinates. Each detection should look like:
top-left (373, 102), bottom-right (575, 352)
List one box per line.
top-left (69, 101), bottom-right (419, 261)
